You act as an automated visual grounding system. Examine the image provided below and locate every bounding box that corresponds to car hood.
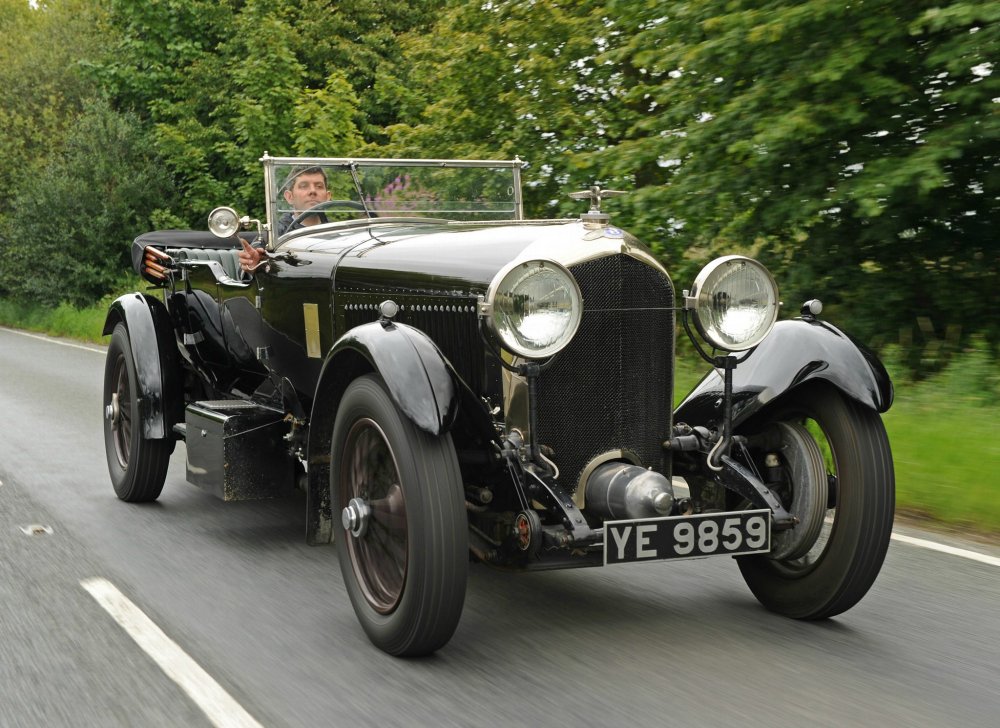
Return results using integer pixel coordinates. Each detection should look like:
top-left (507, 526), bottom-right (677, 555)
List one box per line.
top-left (282, 218), bottom-right (654, 295)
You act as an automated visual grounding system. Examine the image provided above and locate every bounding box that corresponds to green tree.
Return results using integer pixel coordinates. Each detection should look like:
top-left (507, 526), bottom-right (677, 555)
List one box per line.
top-left (0, 100), bottom-right (178, 307)
top-left (0, 0), bottom-right (104, 213)
top-left (97, 0), bottom-right (440, 222)
top-left (279, 0), bottom-right (442, 143)
top-left (0, 0), bottom-right (109, 302)
top-left (380, 0), bottom-right (626, 218)
top-left (596, 0), bottom-right (999, 349)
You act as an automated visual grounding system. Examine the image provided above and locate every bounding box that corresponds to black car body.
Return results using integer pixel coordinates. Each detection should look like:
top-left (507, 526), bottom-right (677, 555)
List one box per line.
top-left (103, 156), bottom-right (895, 655)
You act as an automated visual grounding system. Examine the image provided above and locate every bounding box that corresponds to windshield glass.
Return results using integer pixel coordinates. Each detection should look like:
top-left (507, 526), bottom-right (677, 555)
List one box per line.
top-left (264, 157), bottom-right (523, 238)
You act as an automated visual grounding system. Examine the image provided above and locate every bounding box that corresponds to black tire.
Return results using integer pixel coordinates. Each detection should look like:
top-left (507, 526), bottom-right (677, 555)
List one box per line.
top-left (737, 385), bottom-right (895, 619)
top-left (332, 374), bottom-right (468, 656)
top-left (103, 323), bottom-right (172, 502)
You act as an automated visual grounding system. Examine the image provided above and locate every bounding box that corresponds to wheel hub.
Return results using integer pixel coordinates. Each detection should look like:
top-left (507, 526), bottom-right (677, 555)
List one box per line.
top-left (342, 497), bottom-right (371, 538)
top-left (768, 421), bottom-right (828, 561)
top-left (106, 393), bottom-right (120, 424)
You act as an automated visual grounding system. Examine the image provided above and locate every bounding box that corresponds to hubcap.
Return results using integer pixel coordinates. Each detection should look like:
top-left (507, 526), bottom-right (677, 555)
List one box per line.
top-left (342, 497), bottom-right (371, 538)
top-left (106, 393), bottom-right (120, 423)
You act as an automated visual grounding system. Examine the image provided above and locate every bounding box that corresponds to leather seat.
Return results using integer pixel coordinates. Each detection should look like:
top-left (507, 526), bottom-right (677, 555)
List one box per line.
top-left (166, 247), bottom-right (243, 280)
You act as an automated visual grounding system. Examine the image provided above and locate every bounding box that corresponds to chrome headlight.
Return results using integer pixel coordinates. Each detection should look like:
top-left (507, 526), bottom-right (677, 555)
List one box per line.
top-left (207, 206), bottom-right (240, 238)
top-left (482, 259), bottom-right (583, 359)
top-left (685, 256), bottom-right (779, 351)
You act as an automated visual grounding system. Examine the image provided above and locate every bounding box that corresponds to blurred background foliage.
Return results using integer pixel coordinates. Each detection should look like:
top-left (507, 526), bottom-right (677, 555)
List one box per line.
top-left (0, 0), bottom-right (996, 375)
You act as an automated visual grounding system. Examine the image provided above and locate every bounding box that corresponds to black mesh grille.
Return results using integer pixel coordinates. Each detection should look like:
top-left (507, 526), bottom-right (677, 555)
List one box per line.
top-left (342, 298), bottom-right (487, 391)
top-left (536, 255), bottom-right (674, 491)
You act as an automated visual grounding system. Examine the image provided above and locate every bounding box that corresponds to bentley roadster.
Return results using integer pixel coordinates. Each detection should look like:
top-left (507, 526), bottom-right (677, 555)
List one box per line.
top-left (103, 155), bottom-right (894, 655)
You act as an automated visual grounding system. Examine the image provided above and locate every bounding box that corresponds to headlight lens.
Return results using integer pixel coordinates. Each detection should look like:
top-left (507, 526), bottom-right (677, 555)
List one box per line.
top-left (207, 206), bottom-right (240, 238)
top-left (485, 259), bottom-right (582, 359)
top-left (685, 256), bottom-right (779, 351)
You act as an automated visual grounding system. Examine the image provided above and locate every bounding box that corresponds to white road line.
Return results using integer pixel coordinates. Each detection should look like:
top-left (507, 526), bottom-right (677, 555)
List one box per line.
top-left (80, 578), bottom-right (264, 728)
top-left (0, 327), bottom-right (105, 353)
top-left (891, 533), bottom-right (1000, 567)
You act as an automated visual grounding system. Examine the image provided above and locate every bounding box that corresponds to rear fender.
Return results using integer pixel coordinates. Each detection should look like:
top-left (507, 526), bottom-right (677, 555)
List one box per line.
top-left (103, 293), bottom-right (181, 439)
top-left (304, 320), bottom-right (459, 544)
top-left (674, 318), bottom-right (893, 430)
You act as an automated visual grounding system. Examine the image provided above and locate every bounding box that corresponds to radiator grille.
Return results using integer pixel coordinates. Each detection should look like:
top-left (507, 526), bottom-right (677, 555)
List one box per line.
top-left (342, 298), bottom-right (488, 392)
top-left (536, 255), bottom-right (674, 490)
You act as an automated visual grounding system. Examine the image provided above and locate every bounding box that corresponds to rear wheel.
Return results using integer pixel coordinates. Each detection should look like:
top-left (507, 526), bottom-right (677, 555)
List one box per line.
top-left (332, 374), bottom-right (467, 656)
top-left (737, 385), bottom-right (894, 619)
top-left (103, 323), bottom-right (172, 502)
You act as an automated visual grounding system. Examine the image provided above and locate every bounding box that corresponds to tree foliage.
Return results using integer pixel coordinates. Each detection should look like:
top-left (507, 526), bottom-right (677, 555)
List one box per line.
top-left (0, 0), bottom-right (996, 360)
top-left (378, 0), bottom-right (627, 217)
top-left (590, 0), bottom-right (999, 345)
top-left (0, 100), bottom-right (178, 306)
top-left (0, 0), bottom-right (103, 211)
top-left (96, 0), bottom-right (439, 221)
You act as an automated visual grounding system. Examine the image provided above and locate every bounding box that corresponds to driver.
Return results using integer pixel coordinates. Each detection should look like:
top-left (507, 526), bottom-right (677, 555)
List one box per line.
top-left (239, 165), bottom-right (331, 272)
top-left (276, 165), bottom-right (332, 235)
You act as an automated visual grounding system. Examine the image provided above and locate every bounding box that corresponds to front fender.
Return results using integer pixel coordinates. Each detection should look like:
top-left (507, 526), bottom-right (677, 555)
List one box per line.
top-left (304, 320), bottom-right (459, 545)
top-left (322, 320), bottom-right (459, 435)
top-left (674, 318), bottom-right (893, 429)
top-left (102, 293), bottom-right (180, 439)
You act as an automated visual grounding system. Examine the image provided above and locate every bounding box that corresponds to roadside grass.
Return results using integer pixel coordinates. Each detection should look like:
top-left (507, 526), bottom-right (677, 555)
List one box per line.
top-left (2, 297), bottom-right (997, 538)
top-left (885, 401), bottom-right (1000, 534)
top-left (881, 340), bottom-right (1000, 535)
top-left (0, 276), bottom-right (146, 343)
top-left (0, 298), bottom-right (110, 341)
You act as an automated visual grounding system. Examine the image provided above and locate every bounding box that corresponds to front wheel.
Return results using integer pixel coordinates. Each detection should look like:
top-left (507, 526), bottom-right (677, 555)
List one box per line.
top-left (331, 374), bottom-right (468, 656)
top-left (737, 385), bottom-right (895, 619)
top-left (103, 323), bottom-right (172, 502)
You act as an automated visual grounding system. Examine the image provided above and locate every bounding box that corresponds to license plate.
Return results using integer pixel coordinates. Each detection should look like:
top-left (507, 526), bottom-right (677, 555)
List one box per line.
top-left (603, 509), bottom-right (771, 565)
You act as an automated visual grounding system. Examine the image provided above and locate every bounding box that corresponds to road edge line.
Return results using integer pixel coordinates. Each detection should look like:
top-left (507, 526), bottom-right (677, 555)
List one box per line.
top-left (80, 577), bottom-right (264, 728)
top-left (890, 533), bottom-right (1000, 567)
top-left (1, 326), bottom-right (105, 353)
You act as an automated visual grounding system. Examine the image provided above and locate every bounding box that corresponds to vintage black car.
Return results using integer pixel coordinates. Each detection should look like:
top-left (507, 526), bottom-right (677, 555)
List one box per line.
top-left (102, 155), bottom-right (894, 656)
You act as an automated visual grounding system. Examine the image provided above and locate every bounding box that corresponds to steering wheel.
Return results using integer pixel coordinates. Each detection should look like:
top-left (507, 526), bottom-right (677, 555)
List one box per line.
top-left (287, 199), bottom-right (368, 229)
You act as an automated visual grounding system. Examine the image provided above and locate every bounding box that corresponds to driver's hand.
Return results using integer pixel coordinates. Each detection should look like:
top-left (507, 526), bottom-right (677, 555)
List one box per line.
top-left (239, 239), bottom-right (265, 272)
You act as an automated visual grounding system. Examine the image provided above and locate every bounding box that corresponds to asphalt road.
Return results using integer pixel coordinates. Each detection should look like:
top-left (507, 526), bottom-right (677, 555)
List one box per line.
top-left (2, 325), bottom-right (999, 728)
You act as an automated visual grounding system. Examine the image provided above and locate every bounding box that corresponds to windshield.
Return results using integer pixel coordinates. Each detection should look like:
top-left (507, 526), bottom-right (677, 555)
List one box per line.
top-left (263, 156), bottom-right (524, 238)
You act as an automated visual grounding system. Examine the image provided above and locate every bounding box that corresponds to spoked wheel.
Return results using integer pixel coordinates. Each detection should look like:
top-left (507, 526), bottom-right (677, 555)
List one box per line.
top-left (736, 384), bottom-right (895, 619)
top-left (332, 374), bottom-right (467, 656)
top-left (103, 323), bottom-right (172, 502)
top-left (341, 419), bottom-right (409, 614)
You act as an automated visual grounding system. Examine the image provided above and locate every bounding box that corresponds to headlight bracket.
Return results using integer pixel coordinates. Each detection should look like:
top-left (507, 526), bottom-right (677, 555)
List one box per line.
top-left (680, 308), bottom-right (757, 368)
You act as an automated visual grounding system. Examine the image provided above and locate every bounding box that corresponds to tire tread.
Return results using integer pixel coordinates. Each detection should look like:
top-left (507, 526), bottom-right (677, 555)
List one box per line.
top-left (738, 385), bottom-right (895, 620)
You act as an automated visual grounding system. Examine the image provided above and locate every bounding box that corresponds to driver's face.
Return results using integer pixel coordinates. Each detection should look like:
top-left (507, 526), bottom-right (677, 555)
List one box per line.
top-left (283, 172), bottom-right (331, 218)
